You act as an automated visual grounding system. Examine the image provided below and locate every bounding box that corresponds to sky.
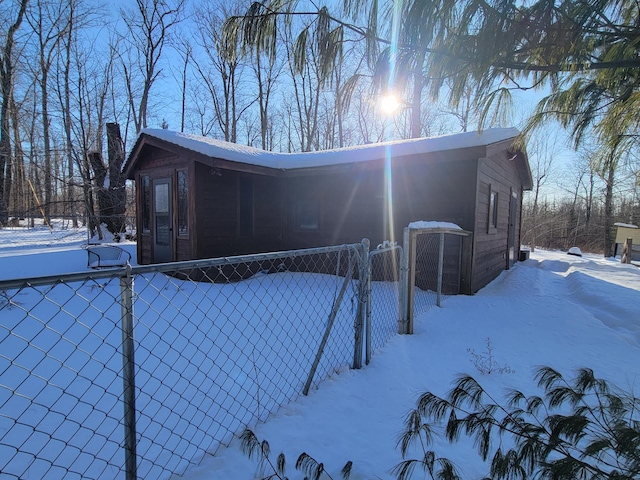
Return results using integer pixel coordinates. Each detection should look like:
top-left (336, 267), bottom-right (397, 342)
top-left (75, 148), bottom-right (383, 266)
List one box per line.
top-left (1, 225), bottom-right (639, 479)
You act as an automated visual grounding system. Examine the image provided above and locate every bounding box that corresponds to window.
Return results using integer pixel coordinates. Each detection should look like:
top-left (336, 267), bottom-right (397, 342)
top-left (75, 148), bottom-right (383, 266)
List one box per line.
top-left (239, 176), bottom-right (253, 236)
top-left (141, 175), bottom-right (150, 232)
top-left (177, 170), bottom-right (188, 236)
top-left (488, 186), bottom-right (498, 233)
top-left (294, 199), bottom-right (319, 230)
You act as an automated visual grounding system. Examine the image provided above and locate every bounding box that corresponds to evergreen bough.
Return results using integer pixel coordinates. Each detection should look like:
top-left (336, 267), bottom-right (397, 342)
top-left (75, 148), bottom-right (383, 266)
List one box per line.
top-left (240, 367), bottom-right (640, 479)
top-left (239, 429), bottom-right (352, 480)
top-left (397, 367), bottom-right (640, 479)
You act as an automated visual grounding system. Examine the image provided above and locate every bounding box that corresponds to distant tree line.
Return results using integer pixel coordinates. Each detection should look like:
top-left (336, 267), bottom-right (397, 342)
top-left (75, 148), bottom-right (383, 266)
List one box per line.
top-left (0, 0), bottom-right (638, 253)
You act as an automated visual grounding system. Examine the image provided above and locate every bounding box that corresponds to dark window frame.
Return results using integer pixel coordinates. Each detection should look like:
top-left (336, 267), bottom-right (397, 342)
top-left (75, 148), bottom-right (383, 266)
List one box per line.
top-left (177, 169), bottom-right (189, 237)
top-left (294, 198), bottom-right (320, 231)
top-left (488, 185), bottom-right (498, 234)
top-left (141, 175), bottom-right (150, 233)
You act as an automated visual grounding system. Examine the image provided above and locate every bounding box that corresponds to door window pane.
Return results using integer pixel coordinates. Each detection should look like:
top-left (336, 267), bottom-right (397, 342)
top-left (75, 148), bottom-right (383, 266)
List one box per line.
top-left (155, 183), bottom-right (169, 213)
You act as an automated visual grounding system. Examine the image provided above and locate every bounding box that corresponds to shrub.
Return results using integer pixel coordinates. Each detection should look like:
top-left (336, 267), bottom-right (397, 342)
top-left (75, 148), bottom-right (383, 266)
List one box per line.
top-left (396, 367), bottom-right (640, 479)
top-left (239, 429), bottom-right (352, 480)
top-left (467, 337), bottom-right (514, 375)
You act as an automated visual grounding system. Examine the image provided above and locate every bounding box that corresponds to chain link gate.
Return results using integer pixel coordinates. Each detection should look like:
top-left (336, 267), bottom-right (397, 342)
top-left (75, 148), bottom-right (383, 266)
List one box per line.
top-left (366, 244), bottom-right (403, 364)
top-left (400, 226), bottom-right (472, 333)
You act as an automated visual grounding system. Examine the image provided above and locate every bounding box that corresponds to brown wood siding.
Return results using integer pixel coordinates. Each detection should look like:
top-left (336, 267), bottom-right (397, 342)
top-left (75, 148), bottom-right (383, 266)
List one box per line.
top-left (134, 147), bottom-right (192, 264)
top-left (281, 170), bottom-right (386, 249)
top-left (392, 159), bottom-right (478, 237)
top-left (194, 163), bottom-right (238, 258)
top-left (139, 233), bottom-right (152, 264)
top-left (130, 138), bottom-right (527, 294)
top-left (248, 175), bottom-right (282, 253)
top-left (281, 158), bottom-right (478, 250)
top-left (192, 166), bottom-right (283, 258)
top-left (472, 151), bottom-right (524, 291)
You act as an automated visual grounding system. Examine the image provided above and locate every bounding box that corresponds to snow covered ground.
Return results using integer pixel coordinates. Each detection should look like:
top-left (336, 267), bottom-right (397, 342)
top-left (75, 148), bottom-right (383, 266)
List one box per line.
top-left (1, 236), bottom-right (639, 479)
top-left (184, 250), bottom-right (640, 480)
top-left (0, 221), bottom-right (136, 280)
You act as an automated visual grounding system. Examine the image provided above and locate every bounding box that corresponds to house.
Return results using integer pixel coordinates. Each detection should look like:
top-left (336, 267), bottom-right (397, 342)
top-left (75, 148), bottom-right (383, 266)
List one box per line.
top-left (613, 223), bottom-right (640, 261)
top-left (123, 128), bottom-right (532, 293)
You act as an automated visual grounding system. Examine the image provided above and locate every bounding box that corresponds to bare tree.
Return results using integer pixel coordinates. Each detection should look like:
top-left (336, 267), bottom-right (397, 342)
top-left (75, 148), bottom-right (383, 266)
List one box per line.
top-left (251, 40), bottom-right (282, 150)
top-left (526, 134), bottom-right (557, 252)
top-left (283, 24), bottom-right (323, 152)
top-left (0, 0), bottom-right (28, 225)
top-left (120, 0), bottom-right (185, 132)
top-left (27, 0), bottom-right (75, 220)
top-left (193, 1), bottom-right (249, 142)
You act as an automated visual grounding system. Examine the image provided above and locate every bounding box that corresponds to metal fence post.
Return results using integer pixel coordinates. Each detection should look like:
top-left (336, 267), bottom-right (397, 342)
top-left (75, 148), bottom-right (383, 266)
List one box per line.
top-left (437, 232), bottom-right (445, 307)
top-left (120, 265), bottom-right (137, 480)
top-left (406, 230), bottom-right (417, 334)
top-left (399, 227), bottom-right (409, 334)
top-left (365, 248), bottom-right (373, 366)
top-left (353, 238), bottom-right (369, 369)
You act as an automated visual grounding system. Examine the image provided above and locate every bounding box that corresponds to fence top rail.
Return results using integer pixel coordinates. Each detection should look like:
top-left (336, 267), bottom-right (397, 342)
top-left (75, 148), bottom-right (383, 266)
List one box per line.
top-left (0, 242), bottom-right (365, 290)
top-left (132, 242), bottom-right (363, 275)
top-left (0, 266), bottom-right (130, 290)
top-left (369, 244), bottom-right (402, 258)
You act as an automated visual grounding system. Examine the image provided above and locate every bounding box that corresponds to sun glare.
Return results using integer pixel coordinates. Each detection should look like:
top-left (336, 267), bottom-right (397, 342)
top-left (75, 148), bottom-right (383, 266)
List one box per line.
top-left (380, 94), bottom-right (400, 114)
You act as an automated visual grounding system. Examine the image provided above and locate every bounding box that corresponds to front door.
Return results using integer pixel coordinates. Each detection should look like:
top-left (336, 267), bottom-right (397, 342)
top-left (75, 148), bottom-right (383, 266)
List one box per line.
top-left (153, 177), bottom-right (173, 263)
top-left (507, 190), bottom-right (517, 269)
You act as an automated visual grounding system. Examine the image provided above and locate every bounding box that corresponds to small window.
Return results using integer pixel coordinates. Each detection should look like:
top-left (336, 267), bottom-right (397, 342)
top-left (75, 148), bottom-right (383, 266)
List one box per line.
top-left (177, 170), bottom-right (188, 236)
top-left (239, 176), bottom-right (253, 236)
top-left (295, 199), bottom-right (319, 230)
top-left (141, 175), bottom-right (150, 232)
top-left (488, 187), bottom-right (498, 233)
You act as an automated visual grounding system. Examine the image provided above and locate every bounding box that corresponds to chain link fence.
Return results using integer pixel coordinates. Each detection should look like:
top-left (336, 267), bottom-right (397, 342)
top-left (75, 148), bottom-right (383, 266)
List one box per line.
top-left (1, 241), bottom-right (394, 479)
top-left (1, 231), bottom-right (468, 479)
top-left (401, 226), bottom-right (472, 333)
top-left (366, 244), bottom-right (403, 364)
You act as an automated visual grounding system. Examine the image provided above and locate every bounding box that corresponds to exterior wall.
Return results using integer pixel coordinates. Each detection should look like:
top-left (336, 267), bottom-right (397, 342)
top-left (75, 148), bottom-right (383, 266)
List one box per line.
top-left (282, 170), bottom-right (382, 249)
top-left (244, 174), bottom-right (283, 254)
top-left (193, 163), bottom-right (283, 259)
top-left (392, 159), bottom-right (478, 236)
top-left (135, 146), bottom-right (192, 264)
top-left (614, 226), bottom-right (640, 259)
top-left (194, 162), bottom-right (239, 258)
top-left (472, 150), bottom-right (524, 292)
top-left (280, 158), bottom-right (479, 251)
top-left (130, 139), bottom-right (528, 294)
top-left (614, 226), bottom-right (640, 246)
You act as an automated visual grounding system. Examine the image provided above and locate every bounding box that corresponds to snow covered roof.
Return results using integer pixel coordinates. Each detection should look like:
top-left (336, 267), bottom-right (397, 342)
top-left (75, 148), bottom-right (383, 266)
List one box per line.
top-left (614, 222), bottom-right (638, 229)
top-left (125, 127), bottom-right (522, 174)
top-left (408, 221), bottom-right (463, 230)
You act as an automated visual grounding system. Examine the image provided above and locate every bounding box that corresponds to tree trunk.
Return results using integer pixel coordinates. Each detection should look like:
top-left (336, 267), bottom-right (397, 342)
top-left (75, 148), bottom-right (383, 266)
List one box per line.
top-left (530, 181), bottom-right (541, 253)
top-left (105, 122), bottom-right (127, 236)
top-left (40, 57), bottom-right (53, 221)
top-left (621, 238), bottom-right (632, 264)
top-left (603, 160), bottom-right (615, 257)
top-left (410, 49), bottom-right (426, 139)
top-left (10, 99), bottom-right (25, 216)
top-left (0, 0), bottom-right (28, 225)
top-left (63, 1), bottom-right (77, 227)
